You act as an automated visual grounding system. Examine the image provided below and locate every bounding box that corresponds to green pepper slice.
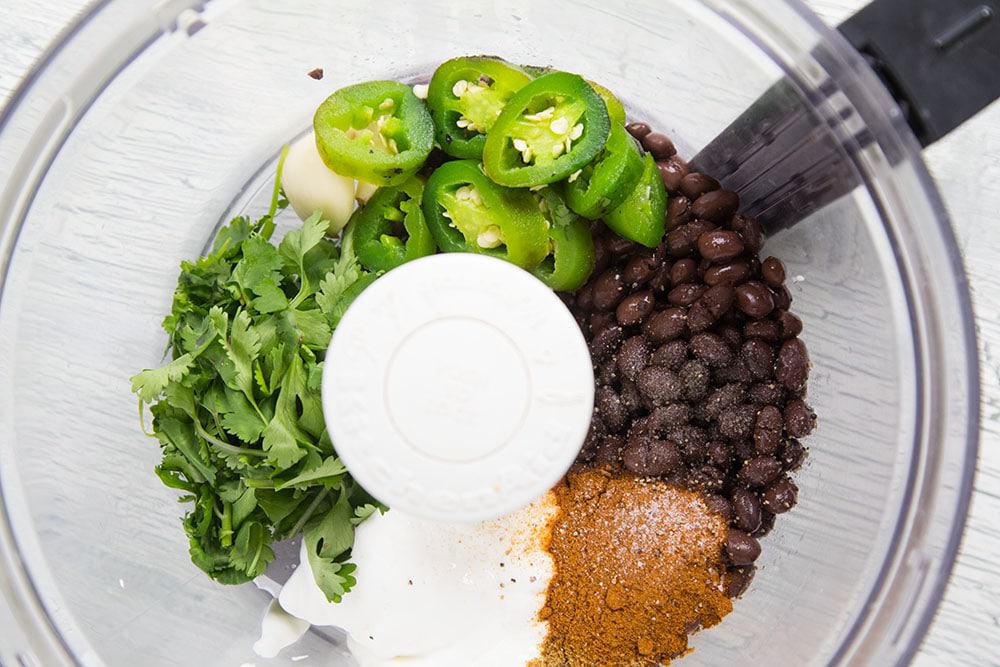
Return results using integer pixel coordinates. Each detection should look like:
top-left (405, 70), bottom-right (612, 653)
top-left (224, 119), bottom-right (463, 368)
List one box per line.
top-left (427, 57), bottom-right (532, 159)
top-left (422, 160), bottom-right (549, 269)
top-left (352, 177), bottom-right (435, 272)
top-left (564, 124), bottom-right (644, 219)
top-left (482, 72), bottom-right (610, 188)
top-left (587, 81), bottom-right (627, 126)
top-left (531, 189), bottom-right (595, 291)
top-left (603, 152), bottom-right (668, 248)
top-left (314, 80), bottom-right (433, 186)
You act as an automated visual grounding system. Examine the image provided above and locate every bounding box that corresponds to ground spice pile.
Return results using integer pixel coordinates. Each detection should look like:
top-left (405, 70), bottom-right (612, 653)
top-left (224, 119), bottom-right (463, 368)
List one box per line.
top-left (538, 468), bottom-right (732, 666)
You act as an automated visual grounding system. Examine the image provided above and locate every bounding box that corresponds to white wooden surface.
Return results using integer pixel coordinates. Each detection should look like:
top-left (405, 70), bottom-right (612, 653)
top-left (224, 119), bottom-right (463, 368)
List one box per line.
top-left (1, 0), bottom-right (997, 665)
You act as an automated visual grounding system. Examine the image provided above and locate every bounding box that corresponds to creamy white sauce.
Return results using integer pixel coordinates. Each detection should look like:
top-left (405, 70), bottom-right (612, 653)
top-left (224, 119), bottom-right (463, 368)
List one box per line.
top-left (253, 599), bottom-right (310, 659)
top-left (272, 494), bottom-right (557, 666)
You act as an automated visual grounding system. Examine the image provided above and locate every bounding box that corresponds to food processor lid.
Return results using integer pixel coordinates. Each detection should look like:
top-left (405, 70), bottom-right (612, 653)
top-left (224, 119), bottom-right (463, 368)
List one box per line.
top-left (322, 253), bottom-right (594, 522)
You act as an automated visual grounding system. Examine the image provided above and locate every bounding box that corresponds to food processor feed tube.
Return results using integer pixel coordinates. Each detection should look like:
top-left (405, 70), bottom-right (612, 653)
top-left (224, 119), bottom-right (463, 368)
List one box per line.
top-left (695, 0), bottom-right (1000, 229)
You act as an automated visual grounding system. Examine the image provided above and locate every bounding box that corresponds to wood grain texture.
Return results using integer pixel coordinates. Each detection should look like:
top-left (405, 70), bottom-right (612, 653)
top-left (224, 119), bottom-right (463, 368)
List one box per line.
top-left (0, 0), bottom-right (997, 665)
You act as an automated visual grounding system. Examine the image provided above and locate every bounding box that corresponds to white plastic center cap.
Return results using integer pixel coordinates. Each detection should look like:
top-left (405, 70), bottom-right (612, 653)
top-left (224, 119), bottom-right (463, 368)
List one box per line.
top-left (323, 254), bottom-right (594, 522)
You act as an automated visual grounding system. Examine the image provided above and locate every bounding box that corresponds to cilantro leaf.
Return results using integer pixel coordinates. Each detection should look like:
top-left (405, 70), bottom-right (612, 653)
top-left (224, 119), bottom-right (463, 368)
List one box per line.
top-left (130, 354), bottom-right (195, 402)
top-left (304, 491), bottom-right (359, 602)
top-left (132, 180), bottom-right (386, 594)
top-left (229, 521), bottom-right (275, 578)
top-left (351, 503), bottom-right (385, 526)
top-left (251, 278), bottom-right (289, 314)
top-left (275, 456), bottom-right (347, 490)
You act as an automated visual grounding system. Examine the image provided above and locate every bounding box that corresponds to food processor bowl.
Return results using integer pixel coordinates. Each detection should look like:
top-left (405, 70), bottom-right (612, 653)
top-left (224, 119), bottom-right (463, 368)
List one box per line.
top-left (0, 1), bottom-right (978, 665)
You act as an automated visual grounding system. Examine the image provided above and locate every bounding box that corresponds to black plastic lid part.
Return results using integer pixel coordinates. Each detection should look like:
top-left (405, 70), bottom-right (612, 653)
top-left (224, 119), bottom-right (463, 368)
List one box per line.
top-left (839, 0), bottom-right (1000, 146)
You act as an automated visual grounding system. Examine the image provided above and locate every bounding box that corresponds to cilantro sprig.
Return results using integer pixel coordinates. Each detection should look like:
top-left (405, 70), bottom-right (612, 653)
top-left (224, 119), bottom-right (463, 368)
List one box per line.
top-left (131, 157), bottom-right (385, 601)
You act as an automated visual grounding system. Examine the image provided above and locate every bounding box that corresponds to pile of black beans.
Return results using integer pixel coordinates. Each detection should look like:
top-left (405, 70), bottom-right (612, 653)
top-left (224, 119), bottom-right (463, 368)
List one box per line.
top-left (565, 122), bottom-right (816, 598)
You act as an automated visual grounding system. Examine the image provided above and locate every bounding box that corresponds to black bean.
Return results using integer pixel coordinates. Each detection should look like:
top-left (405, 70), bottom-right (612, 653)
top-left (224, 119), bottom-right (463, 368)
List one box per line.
top-left (594, 435), bottom-right (624, 466)
top-left (649, 403), bottom-right (692, 429)
top-left (670, 258), bottom-right (698, 285)
top-left (724, 566), bottom-right (756, 598)
top-left (690, 464), bottom-right (726, 493)
top-left (622, 252), bottom-right (659, 287)
top-left (718, 404), bottom-right (758, 440)
top-left (784, 399), bottom-right (816, 437)
top-left (690, 189), bottom-right (740, 222)
top-left (690, 333), bottom-right (733, 367)
top-left (665, 220), bottom-right (715, 258)
top-left (656, 156), bottom-right (689, 192)
top-left (589, 311), bottom-right (615, 336)
top-left (591, 235), bottom-right (611, 274)
top-left (713, 357), bottom-right (753, 384)
top-left (680, 172), bottom-right (720, 199)
top-left (589, 324), bottom-right (623, 361)
top-left (707, 440), bottom-right (733, 467)
top-left (749, 382), bottom-right (785, 406)
top-left (735, 281), bottom-right (776, 318)
top-left (686, 301), bottom-right (714, 334)
top-left (591, 270), bottom-right (626, 310)
top-left (737, 456), bottom-right (783, 487)
top-left (596, 357), bottom-right (618, 385)
top-left (742, 338), bottom-right (775, 380)
top-left (666, 196), bottom-right (692, 229)
top-left (617, 335), bottom-right (649, 382)
top-left (732, 215), bottom-right (762, 254)
top-left (753, 405), bottom-right (783, 455)
top-left (734, 438), bottom-right (757, 461)
top-left (622, 435), bottom-right (682, 476)
top-left (625, 121), bottom-right (652, 139)
top-left (620, 379), bottom-right (644, 414)
top-left (583, 418), bottom-right (604, 454)
top-left (648, 263), bottom-right (673, 293)
top-left (725, 529), bottom-right (761, 565)
top-left (700, 283), bottom-right (735, 320)
top-left (651, 340), bottom-right (688, 369)
top-left (616, 290), bottom-right (655, 326)
top-left (697, 230), bottom-right (745, 262)
top-left (705, 383), bottom-right (747, 418)
top-left (761, 476), bottom-right (798, 513)
top-left (743, 319), bottom-right (781, 343)
top-left (718, 325), bottom-right (743, 350)
top-left (761, 256), bottom-right (786, 286)
top-left (776, 310), bottom-right (803, 340)
top-left (776, 338), bottom-right (809, 392)
top-left (575, 282), bottom-right (594, 312)
top-left (771, 284), bottom-right (792, 311)
top-left (641, 132), bottom-right (676, 159)
top-left (752, 510), bottom-right (776, 537)
top-left (679, 359), bottom-right (711, 400)
top-left (636, 365), bottom-right (684, 405)
top-left (644, 307), bottom-right (687, 342)
top-left (668, 424), bottom-right (708, 451)
top-left (667, 283), bottom-right (707, 306)
top-left (779, 439), bottom-right (807, 471)
top-left (731, 487), bottom-right (763, 533)
top-left (704, 261), bottom-right (750, 286)
top-left (596, 386), bottom-right (628, 433)
top-left (704, 494), bottom-right (734, 522)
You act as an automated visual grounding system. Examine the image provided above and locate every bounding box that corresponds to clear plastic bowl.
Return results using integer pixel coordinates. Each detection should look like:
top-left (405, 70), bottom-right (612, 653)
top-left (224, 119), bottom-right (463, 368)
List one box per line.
top-left (0, 1), bottom-right (978, 665)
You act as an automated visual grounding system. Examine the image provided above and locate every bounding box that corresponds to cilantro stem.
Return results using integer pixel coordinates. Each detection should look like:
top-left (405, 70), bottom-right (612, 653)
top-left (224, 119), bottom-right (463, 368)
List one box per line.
top-left (287, 488), bottom-right (331, 539)
top-left (220, 502), bottom-right (233, 548)
top-left (261, 144), bottom-right (290, 241)
top-left (194, 420), bottom-right (268, 458)
top-left (137, 399), bottom-right (156, 438)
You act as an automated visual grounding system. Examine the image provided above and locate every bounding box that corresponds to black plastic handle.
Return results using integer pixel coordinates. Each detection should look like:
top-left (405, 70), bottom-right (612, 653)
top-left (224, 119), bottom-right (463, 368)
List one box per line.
top-left (839, 0), bottom-right (1000, 146)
